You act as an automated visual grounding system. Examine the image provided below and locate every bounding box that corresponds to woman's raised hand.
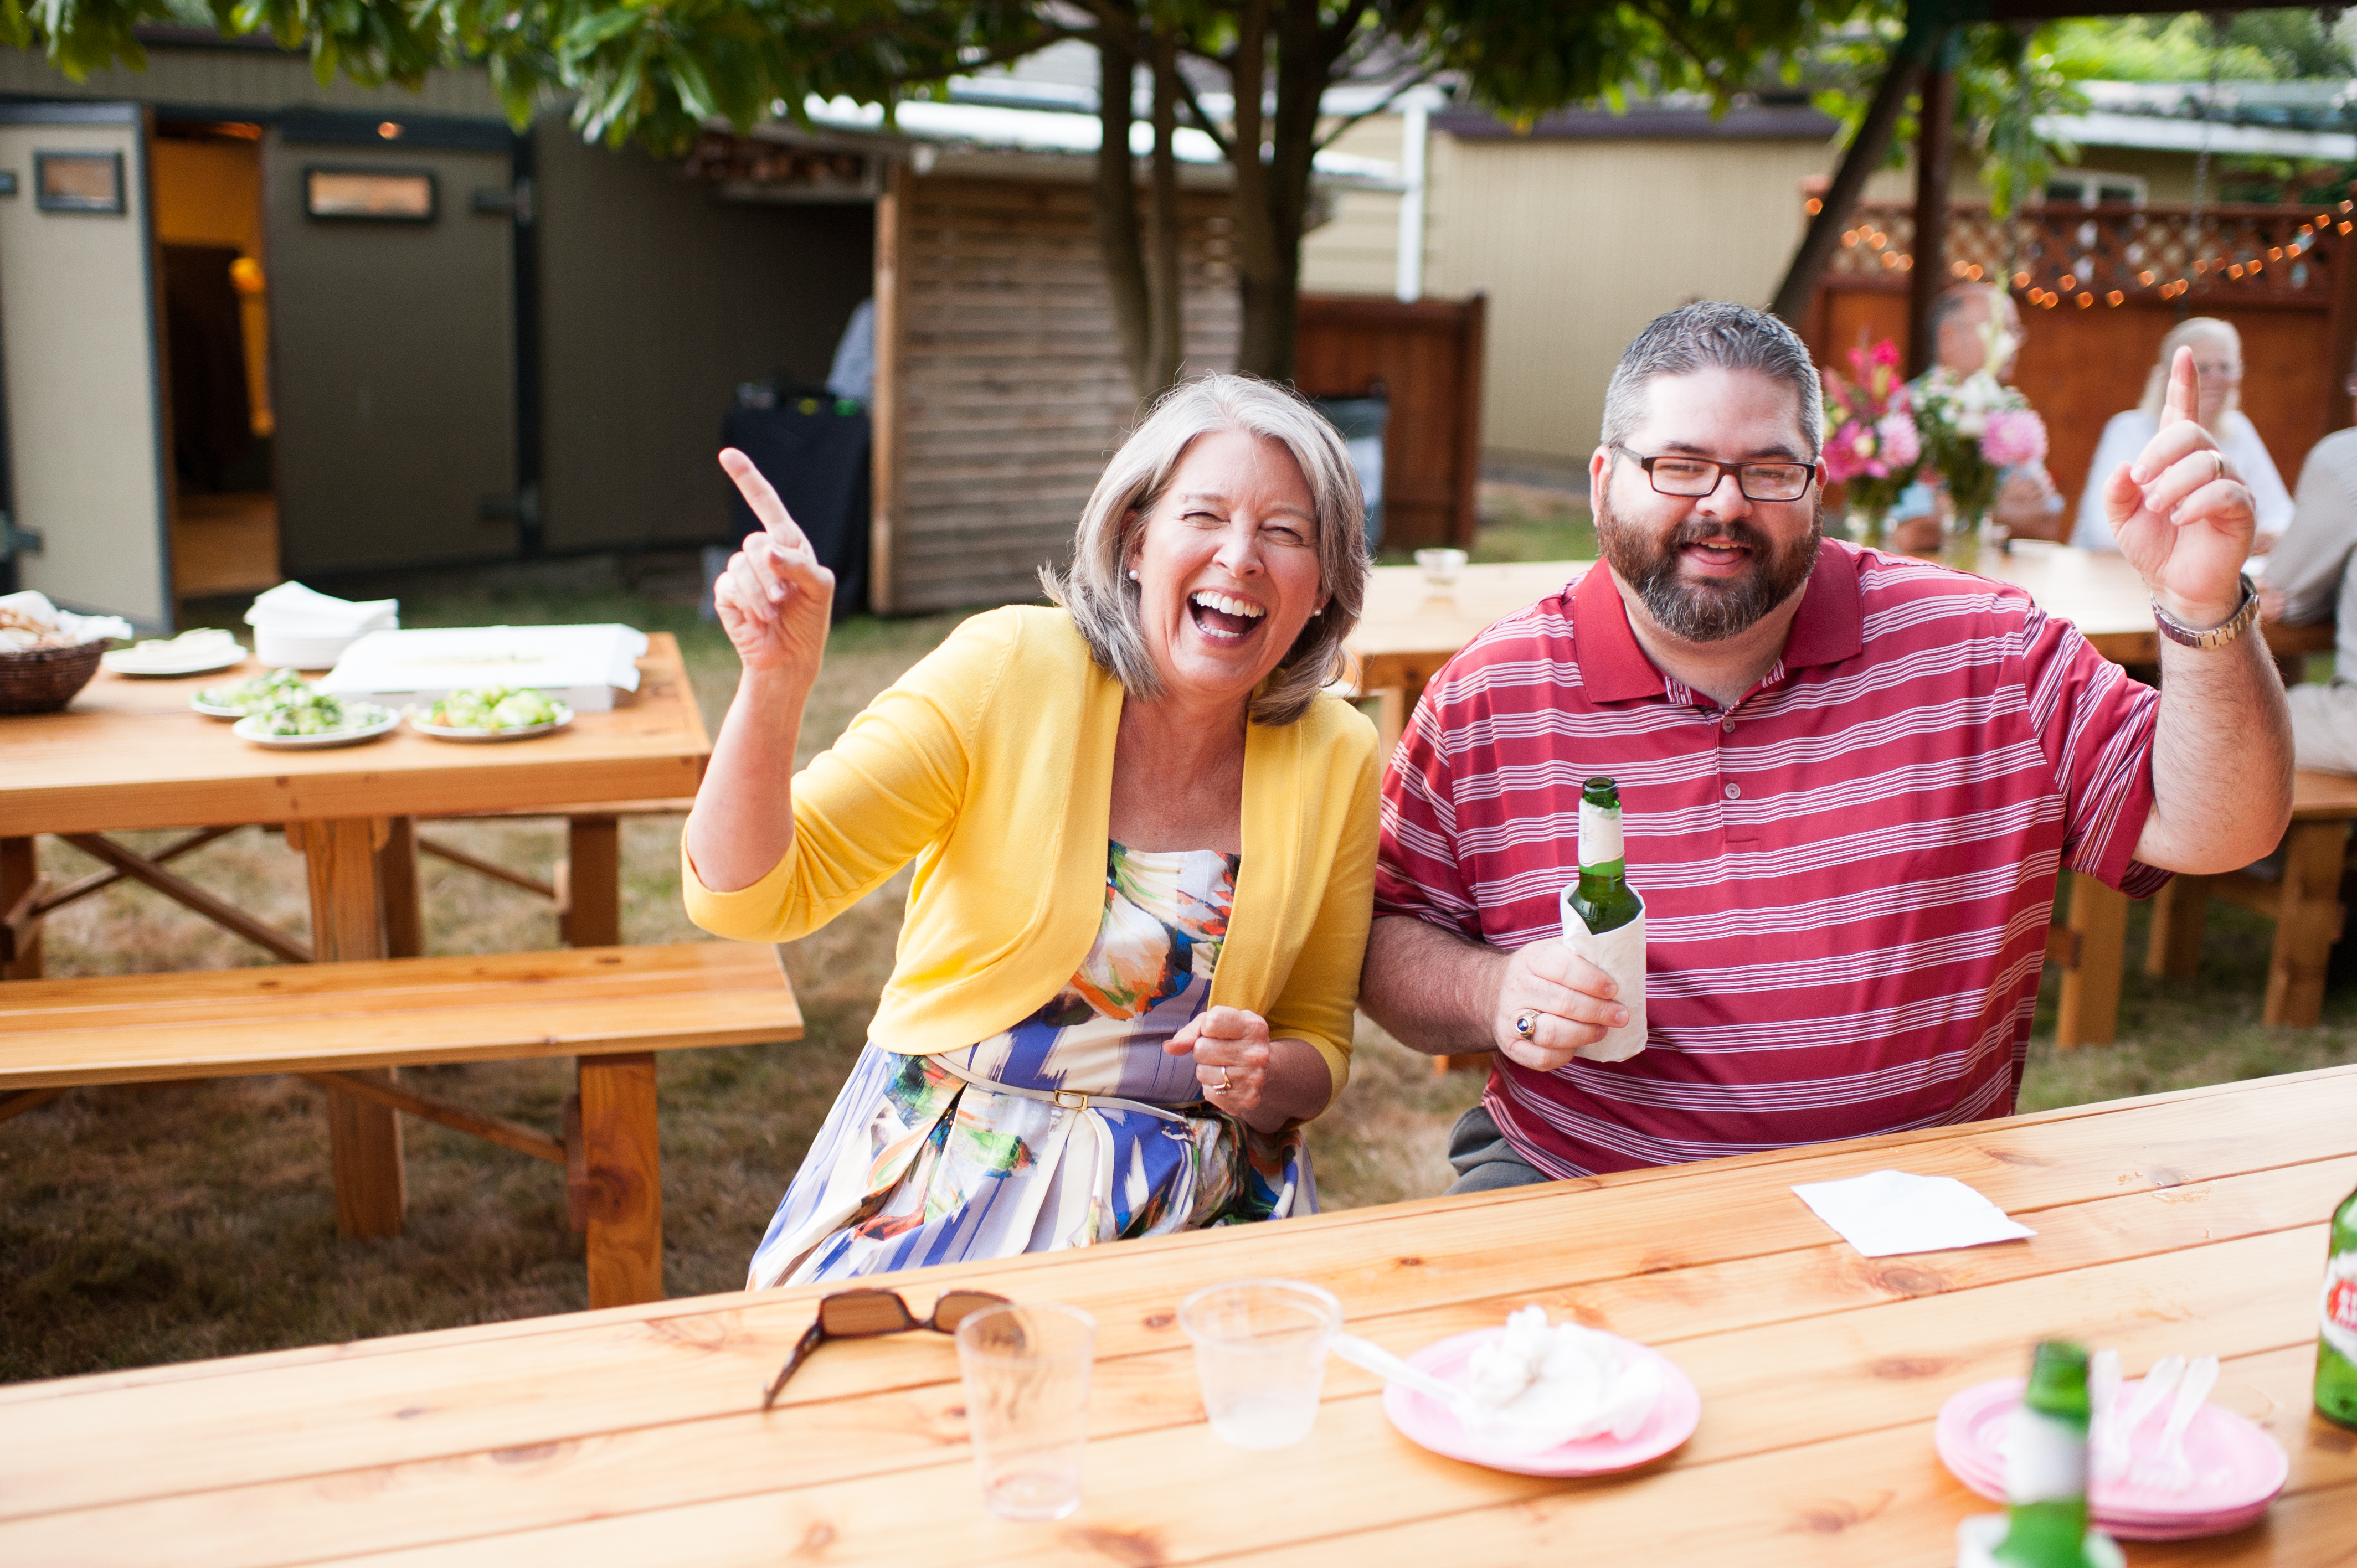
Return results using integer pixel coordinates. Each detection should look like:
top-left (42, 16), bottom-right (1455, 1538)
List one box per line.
top-left (1166, 1006), bottom-right (1274, 1116)
top-left (714, 448), bottom-right (835, 683)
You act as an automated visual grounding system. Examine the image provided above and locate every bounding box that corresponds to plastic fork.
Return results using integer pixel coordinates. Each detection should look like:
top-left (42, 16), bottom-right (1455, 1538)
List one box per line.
top-left (1329, 1332), bottom-right (1481, 1420)
top-left (2098, 1354), bottom-right (2185, 1480)
top-left (2133, 1354), bottom-right (2219, 1493)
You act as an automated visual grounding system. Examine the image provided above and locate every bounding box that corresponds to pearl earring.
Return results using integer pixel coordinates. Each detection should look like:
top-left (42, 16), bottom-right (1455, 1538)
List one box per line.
top-left (1128, 569), bottom-right (1140, 581)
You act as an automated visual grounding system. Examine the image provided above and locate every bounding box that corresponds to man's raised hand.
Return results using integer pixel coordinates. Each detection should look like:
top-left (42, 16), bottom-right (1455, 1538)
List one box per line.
top-left (2101, 347), bottom-right (2255, 627)
top-left (714, 448), bottom-right (835, 683)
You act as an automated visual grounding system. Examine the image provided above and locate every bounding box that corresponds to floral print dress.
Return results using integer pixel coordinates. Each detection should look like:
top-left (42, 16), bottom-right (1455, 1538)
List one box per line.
top-left (747, 843), bottom-right (1318, 1290)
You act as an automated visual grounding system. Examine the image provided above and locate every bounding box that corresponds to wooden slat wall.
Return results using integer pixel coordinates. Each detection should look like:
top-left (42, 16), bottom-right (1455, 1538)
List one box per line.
top-left (1294, 293), bottom-right (1486, 551)
top-left (873, 175), bottom-right (1241, 613)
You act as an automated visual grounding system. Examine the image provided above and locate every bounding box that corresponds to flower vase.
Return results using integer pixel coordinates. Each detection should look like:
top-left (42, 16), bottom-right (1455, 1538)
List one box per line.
top-left (1944, 506), bottom-right (1989, 568)
top-left (1849, 504), bottom-right (1891, 551)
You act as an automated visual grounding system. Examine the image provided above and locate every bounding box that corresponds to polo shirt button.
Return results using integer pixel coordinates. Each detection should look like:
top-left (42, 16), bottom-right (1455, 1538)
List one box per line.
top-left (1723, 783), bottom-right (1741, 800)
top-left (1720, 715), bottom-right (1736, 733)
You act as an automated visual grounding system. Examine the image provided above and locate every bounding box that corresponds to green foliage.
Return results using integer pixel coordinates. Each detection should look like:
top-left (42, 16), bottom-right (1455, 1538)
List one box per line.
top-left (2047, 11), bottom-right (2354, 85)
top-left (1411, 0), bottom-right (1866, 124)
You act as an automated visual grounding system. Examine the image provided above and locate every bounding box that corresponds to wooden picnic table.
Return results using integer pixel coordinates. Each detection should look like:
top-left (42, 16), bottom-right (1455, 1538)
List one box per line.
top-left (1344, 548), bottom-right (2338, 1054)
top-left (1, 1064), bottom-right (2347, 1566)
top-left (0, 633), bottom-right (712, 1236)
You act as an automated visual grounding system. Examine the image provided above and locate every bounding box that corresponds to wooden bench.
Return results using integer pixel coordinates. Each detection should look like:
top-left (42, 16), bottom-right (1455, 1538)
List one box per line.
top-left (0, 942), bottom-right (800, 1308)
top-left (2140, 767), bottom-right (2357, 1027)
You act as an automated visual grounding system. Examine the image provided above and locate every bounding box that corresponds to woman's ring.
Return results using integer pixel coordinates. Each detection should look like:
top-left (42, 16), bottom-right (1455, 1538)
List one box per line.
top-left (2215, 451), bottom-right (2227, 482)
top-left (1514, 1009), bottom-right (1539, 1040)
top-left (1210, 1071), bottom-right (1233, 1095)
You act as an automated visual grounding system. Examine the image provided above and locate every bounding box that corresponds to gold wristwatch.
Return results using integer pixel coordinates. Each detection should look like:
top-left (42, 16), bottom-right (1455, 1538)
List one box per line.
top-left (2152, 573), bottom-right (2260, 651)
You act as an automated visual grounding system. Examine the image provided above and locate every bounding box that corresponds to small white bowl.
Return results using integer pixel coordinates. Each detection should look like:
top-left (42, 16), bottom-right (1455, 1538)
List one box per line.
top-left (1414, 548), bottom-right (1469, 588)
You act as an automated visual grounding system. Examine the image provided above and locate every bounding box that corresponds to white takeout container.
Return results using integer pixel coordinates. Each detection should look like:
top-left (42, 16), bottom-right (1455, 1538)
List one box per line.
top-left (245, 582), bottom-right (399, 669)
top-left (317, 625), bottom-right (649, 713)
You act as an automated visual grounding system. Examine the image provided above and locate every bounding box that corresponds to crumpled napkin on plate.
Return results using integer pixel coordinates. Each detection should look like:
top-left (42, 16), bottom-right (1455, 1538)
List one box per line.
top-left (1790, 1169), bottom-right (2037, 1258)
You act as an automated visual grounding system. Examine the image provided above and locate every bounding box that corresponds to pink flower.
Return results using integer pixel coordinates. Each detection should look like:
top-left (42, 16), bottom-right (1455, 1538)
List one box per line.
top-left (1875, 412), bottom-right (1920, 469)
top-left (1980, 408), bottom-right (2047, 468)
top-left (1822, 421), bottom-right (1876, 485)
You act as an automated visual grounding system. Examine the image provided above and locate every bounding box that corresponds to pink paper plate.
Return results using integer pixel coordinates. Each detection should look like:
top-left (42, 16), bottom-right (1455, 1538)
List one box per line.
top-left (1935, 1378), bottom-right (2287, 1541)
top-left (1381, 1327), bottom-right (1701, 1477)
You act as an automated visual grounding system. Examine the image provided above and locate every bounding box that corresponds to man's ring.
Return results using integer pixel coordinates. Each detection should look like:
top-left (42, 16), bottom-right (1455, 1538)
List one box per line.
top-left (1514, 1009), bottom-right (1539, 1040)
top-left (1210, 1071), bottom-right (1233, 1094)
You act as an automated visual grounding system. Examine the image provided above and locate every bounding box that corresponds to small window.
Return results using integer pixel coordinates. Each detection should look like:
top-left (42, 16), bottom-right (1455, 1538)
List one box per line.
top-left (34, 151), bottom-right (125, 214)
top-left (2042, 171), bottom-right (2147, 208)
top-left (304, 167), bottom-right (436, 221)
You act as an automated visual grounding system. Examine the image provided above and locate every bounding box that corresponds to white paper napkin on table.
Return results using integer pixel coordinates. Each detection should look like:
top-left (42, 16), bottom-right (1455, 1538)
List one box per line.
top-left (1790, 1170), bottom-right (2037, 1257)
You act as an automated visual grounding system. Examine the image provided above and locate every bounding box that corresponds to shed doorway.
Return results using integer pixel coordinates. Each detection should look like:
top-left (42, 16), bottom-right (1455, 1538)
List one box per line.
top-left (153, 119), bottom-right (279, 599)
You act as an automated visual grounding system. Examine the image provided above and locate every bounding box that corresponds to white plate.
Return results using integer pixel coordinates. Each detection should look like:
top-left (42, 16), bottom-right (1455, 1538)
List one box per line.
top-left (406, 703), bottom-right (574, 743)
top-left (192, 697), bottom-right (253, 720)
top-left (102, 642), bottom-right (248, 678)
top-left (230, 708), bottom-right (400, 749)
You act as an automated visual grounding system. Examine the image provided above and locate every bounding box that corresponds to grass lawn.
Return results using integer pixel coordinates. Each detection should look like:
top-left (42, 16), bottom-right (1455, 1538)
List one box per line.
top-left (4, 506), bottom-right (2351, 1384)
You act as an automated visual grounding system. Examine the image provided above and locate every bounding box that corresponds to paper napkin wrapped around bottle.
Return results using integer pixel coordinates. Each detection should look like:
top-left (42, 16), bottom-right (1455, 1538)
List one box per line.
top-left (1790, 1170), bottom-right (2037, 1257)
top-left (1559, 885), bottom-right (1646, 1061)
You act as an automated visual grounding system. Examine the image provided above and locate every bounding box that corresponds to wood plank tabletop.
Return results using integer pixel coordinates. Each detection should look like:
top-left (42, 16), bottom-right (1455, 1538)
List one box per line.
top-left (1342, 547), bottom-right (2332, 697)
top-left (2, 1065), bottom-right (2349, 1566)
top-left (0, 633), bottom-right (711, 837)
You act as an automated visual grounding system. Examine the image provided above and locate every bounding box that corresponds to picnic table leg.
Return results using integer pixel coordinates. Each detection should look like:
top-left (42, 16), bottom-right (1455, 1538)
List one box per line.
top-left (1, 837), bottom-right (41, 980)
top-left (2055, 873), bottom-right (2128, 1050)
top-left (294, 817), bottom-right (406, 1237)
top-left (2263, 821), bottom-right (2349, 1027)
top-left (1373, 687), bottom-right (1406, 765)
top-left (578, 1051), bottom-right (662, 1308)
top-left (560, 814), bottom-right (622, 948)
top-left (379, 817), bottom-right (423, 960)
top-left (2144, 874), bottom-right (2210, 979)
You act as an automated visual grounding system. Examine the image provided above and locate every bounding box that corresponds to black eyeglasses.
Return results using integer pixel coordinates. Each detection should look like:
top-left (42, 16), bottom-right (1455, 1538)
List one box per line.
top-left (760, 1286), bottom-right (1009, 1409)
top-left (1613, 444), bottom-right (1816, 503)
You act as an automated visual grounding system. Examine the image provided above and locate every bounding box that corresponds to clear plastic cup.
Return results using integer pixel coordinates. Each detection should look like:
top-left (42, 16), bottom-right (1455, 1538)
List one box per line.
top-left (1178, 1277), bottom-right (1342, 1450)
top-left (1414, 547), bottom-right (1468, 589)
top-left (954, 1302), bottom-right (1097, 1521)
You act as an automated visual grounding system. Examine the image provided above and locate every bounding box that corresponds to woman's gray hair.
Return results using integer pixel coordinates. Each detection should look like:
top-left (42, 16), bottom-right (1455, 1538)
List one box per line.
top-left (1041, 373), bottom-right (1368, 728)
top-left (2139, 317), bottom-right (2241, 421)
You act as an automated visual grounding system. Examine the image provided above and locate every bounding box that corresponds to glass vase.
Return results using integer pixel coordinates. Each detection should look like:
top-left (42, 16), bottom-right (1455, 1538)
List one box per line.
top-left (1849, 503), bottom-right (1891, 550)
top-left (1944, 506), bottom-right (1990, 568)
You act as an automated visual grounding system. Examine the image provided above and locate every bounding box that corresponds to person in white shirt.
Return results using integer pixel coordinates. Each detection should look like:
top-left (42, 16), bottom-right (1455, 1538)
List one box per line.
top-left (2255, 363), bottom-right (2357, 772)
top-left (2073, 318), bottom-right (2294, 551)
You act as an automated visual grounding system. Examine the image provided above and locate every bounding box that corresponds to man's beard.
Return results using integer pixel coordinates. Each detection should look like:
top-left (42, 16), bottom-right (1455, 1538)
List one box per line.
top-left (1596, 486), bottom-right (1823, 644)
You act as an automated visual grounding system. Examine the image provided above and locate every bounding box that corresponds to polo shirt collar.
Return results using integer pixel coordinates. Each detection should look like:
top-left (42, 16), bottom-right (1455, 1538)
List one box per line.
top-left (1573, 537), bottom-right (1863, 703)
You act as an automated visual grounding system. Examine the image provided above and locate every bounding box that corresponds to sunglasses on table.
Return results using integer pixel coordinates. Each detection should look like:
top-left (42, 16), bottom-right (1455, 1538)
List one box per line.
top-left (760, 1286), bottom-right (1010, 1410)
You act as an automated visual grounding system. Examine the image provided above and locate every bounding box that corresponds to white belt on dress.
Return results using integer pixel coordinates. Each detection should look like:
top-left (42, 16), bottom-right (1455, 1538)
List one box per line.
top-left (929, 1054), bottom-right (1192, 1125)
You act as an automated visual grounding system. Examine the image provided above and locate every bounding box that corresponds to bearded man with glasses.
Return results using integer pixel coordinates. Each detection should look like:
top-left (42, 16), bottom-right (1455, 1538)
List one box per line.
top-left (1361, 300), bottom-right (2293, 1193)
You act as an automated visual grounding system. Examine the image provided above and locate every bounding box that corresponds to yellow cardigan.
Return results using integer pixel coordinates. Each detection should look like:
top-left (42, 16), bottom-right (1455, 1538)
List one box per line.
top-left (683, 606), bottom-right (1380, 1105)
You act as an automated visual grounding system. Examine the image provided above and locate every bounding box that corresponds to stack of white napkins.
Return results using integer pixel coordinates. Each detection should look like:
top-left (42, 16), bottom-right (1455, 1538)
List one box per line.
top-left (1792, 1170), bottom-right (2037, 1258)
top-left (246, 582), bottom-right (398, 668)
top-left (318, 624), bottom-right (648, 713)
top-left (1460, 1306), bottom-right (1663, 1452)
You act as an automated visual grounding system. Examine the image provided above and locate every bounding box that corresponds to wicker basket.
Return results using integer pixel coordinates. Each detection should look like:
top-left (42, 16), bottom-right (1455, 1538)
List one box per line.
top-left (0, 639), bottom-right (109, 714)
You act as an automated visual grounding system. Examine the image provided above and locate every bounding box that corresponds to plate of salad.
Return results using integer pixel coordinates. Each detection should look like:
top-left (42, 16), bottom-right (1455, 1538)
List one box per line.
top-left (408, 686), bottom-right (574, 741)
top-left (193, 665), bottom-right (311, 719)
top-left (230, 690), bottom-right (399, 748)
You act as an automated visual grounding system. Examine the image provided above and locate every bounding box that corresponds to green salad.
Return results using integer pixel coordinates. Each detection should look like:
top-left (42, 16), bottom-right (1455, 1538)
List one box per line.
top-left (197, 666), bottom-right (310, 714)
top-left (421, 687), bottom-right (565, 731)
top-left (246, 690), bottom-right (392, 736)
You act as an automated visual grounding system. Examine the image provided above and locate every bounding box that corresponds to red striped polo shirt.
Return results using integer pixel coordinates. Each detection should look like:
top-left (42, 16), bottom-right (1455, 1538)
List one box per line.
top-left (1375, 538), bottom-right (2165, 1177)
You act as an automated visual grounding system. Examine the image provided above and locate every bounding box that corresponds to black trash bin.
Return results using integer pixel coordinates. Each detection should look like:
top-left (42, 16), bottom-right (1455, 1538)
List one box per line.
top-left (1312, 391), bottom-right (1388, 552)
top-left (719, 390), bottom-right (871, 620)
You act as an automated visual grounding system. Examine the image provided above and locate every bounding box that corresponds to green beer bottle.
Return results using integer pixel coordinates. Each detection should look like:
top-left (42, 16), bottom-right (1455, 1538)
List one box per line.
top-left (1991, 1342), bottom-right (2104, 1568)
top-left (1569, 777), bottom-right (1644, 935)
top-left (2319, 1180), bottom-right (2357, 1430)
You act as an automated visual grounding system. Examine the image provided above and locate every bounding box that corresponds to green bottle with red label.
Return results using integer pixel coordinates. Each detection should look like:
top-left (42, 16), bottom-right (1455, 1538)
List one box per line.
top-left (2319, 1180), bottom-right (2357, 1431)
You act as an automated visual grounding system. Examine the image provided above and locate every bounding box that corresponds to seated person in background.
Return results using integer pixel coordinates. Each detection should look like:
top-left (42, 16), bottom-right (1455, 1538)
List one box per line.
top-left (2255, 361), bottom-right (2357, 774)
top-left (1889, 283), bottom-right (2067, 551)
top-left (1361, 301), bottom-right (2289, 1191)
top-left (687, 374), bottom-right (1379, 1288)
top-left (2073, 317), bottom-right (2293, 552)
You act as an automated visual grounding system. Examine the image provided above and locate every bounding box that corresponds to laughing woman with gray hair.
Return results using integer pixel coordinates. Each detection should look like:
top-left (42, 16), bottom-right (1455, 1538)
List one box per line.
top-left (685, 373), bottom-right (1378, 1289)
